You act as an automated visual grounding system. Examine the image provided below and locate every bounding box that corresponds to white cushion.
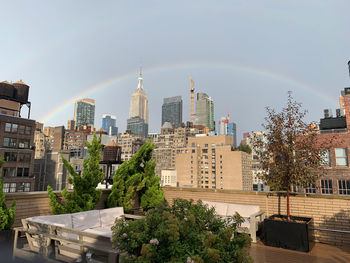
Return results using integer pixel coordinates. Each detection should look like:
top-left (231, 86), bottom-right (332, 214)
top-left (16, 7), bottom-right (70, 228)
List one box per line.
top-left (202, 201), bottom-right (228, 217)
top-left (30, 214), bottom-right (73, 229)
top-left (72, 210), bottom-right (101, 230)
top-left (83, 226), bottom-right (113, 238)
top-left (226, 204), bottom-right (259, 218)
top-left (99, 207), bottom-right (124, 227)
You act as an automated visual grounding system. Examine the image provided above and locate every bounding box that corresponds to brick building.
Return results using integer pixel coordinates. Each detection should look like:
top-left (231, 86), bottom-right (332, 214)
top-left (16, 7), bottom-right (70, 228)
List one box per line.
top-left (0, 80), bottom-right (35, 192)
top-left (311, 88), bottom-right (350, 195)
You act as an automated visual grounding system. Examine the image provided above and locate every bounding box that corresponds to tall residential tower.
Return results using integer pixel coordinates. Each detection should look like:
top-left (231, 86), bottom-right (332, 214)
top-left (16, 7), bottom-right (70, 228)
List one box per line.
top-left (74, 98), bottom-right (95, 129)
top-left (196, 92), bottom-right (215, 131)
top-left (162, 96), bottom-right (182, 127)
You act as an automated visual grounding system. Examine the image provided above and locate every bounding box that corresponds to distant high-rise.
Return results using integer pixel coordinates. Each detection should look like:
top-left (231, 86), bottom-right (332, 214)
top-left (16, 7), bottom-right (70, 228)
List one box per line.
top-left (129, 70), bottom-right (149, 124)
top-left (162, 96), bottom-right (182, 127)
top-left (102, 114), bottom-right (118, 135)
top-left (196, 92), bottom-right (215, 131)
top-left (126, 117), bottom-right (148, 138)
top-left (218, 115), bottom-right (237, 147)
top-left (74, 98), bottom-right (95, 129)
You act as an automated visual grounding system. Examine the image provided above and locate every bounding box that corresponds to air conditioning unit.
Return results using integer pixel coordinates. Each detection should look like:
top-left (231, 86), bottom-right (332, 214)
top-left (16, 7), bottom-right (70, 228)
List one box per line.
top-left (324, 109), bottom-right (333, 118)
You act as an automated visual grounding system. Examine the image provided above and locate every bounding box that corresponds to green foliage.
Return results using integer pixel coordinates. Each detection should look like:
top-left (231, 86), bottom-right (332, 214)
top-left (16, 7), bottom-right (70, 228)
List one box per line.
top-left (237, 143), bottom-right (252, 154)
top-left (111, 199), bottom-right (252, 263)
top-left (253, 92), bottom-right (333, 218)
top-left (47, 134), bottom-right (104, 214)
top-left (107, 141), bottom-right (164, 212)
top-left (0, 158), bottom-right (16, 230)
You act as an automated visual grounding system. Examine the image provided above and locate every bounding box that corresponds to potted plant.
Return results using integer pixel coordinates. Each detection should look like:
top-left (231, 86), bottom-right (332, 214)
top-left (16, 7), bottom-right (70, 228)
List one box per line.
top-left (111, 199), bottom-right (252, 263)
top-left (0, 158), bottom-right (17, 247)
top-left (253, 92), bottom-right (331, 252)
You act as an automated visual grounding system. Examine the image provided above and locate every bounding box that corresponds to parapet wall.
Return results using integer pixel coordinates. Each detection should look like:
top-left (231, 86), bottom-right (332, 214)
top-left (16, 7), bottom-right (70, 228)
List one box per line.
top-left (162, 187), bottom-right (350, 246)
top-left (5, 188), bottom-right (350, 246)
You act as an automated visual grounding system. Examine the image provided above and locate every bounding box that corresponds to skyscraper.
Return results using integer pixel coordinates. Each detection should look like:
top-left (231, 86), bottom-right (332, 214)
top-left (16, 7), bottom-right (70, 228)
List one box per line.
top-left (74, 98), bottom-right (95, 129)
top-left (196, 92), bottom-right (215, 131)
top-left (102, 114), bottom-right (118, 135)
top-left (128, 70), bottom-right (149, 124)
top-left (161, 96), bottom-right (182, 127)
top-left (127, 117), bottom-right (148, 138)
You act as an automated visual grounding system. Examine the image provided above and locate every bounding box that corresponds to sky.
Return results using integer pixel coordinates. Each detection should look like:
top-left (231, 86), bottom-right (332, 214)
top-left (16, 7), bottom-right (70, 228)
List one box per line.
top-left (1, 1), bottom-right (350, 142)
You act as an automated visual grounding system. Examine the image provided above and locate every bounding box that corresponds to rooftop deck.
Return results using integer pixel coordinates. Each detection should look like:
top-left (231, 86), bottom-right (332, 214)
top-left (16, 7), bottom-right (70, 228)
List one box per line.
top-left (250, 242), bottom-right (350, 263)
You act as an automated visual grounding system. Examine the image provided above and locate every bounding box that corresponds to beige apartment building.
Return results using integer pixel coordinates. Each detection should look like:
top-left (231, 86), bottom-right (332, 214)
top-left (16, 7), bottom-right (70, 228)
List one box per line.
top-left (153, 124), bottom-right (201, 177)
top-left (176, 135), bottom-right (253, 190)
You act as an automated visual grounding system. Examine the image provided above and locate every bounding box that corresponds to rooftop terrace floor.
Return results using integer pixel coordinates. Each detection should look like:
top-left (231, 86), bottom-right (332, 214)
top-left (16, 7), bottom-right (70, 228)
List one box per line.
top-left (7, 237), bottom-right (350, 262)
top-left (250, 242), bottom-right (350, 263)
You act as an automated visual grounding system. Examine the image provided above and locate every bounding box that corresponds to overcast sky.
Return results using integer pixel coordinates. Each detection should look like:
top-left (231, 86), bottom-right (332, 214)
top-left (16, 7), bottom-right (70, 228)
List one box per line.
top-left (1, 1), bottom-right (349, 141)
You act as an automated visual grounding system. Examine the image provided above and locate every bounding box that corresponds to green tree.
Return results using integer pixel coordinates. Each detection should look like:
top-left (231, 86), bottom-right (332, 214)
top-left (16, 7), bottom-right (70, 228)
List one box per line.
top-left (253, 92), bottom-right (331, 220)
top-left (107, 141), bottom-right (164, 212)
top-left (48, 133), bottom-right (104, 214)
top-left (237, 142), bottom-right (252, 154)
top-left (0, 158), bottom-right (16, 230)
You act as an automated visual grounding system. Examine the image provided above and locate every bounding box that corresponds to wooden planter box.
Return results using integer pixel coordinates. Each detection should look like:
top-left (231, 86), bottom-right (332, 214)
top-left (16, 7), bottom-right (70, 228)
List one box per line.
top-left (263, 214), bottom-right (312, 252)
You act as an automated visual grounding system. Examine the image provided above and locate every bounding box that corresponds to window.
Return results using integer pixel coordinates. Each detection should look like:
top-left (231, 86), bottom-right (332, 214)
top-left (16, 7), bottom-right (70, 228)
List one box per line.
top-left (5, 123), bottom-right (11, 132)
top-left (4, 152), bottom-right (17, 162)
top-left (205, 144), bottom-right (208, 147)
top-left (18, 139), bottom-right (30, 149)
top-left (3, 183), bottom-right (10, 193)
top-left (12, 124), bottom-right (18, 133)
top-left (212, 149), bottom-right (215, 153)
top-left (202, 149), bottom-right (208, 153)
top-left (321, 179), bottom-right (333, 194)
top-left (18, 125), bottom-right (25, 134)
top-left (338, 180), bottom-right (350, 195)
top-left (17, 168), bottom-right (23, 177)
top-left (10, 183), bottom-right (16, 193)
top-left (25, 126), bottom-right (32, 135)
top-left (18, 153), bottom-right (31, 162)
top-left (3, 167), bottom-right (16, 177)
top-left (3, 138), bottom-right (17, 148)
top-left (321, 150), bottom-right (330, 166)
top-left (335, 148), bottom-right (348, 166)
top-left (305, 184), bottom-right (316, 194)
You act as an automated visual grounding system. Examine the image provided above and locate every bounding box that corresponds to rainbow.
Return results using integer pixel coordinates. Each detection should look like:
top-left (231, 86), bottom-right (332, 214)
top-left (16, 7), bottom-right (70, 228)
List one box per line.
top-left (39, 62), bottom-right (337, 124)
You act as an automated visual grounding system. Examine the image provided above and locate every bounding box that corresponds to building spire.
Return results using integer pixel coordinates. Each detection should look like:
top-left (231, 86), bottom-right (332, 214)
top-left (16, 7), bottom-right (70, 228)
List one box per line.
top-left (137, 67), bottom-right (143, 90)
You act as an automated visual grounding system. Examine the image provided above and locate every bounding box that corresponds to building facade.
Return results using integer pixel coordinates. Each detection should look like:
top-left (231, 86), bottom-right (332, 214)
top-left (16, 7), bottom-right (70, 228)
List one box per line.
top-left (176, 135), bottom-right (252, 190)
top-left (129, 71), bottom-right (149, 124)
top-left (102, 114), bottom-right (118, 136)
top-left (162, 96), bottom-right (182, 127)
top-left (74, 98), bottom-right (95, 129)
top-left (196, 92), bottom-right (215, 131)
top-left (126, 117), bottom-right (148, 138)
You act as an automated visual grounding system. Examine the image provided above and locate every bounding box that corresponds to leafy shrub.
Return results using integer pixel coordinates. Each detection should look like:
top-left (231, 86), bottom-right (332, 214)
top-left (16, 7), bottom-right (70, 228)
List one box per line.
top-left (0, 158), bottom-right (16, 230)
top-left (111, 199), bottom-right (252, 263)
top-left (48, 134), bottom-right (104, 214)
top-left (107, 141), bottom-right (164, 212)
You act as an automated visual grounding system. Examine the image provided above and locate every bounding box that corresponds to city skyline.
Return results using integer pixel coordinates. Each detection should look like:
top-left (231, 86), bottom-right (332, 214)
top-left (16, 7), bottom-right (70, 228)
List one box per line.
top-left (1, 1), bottom-right (349, 140)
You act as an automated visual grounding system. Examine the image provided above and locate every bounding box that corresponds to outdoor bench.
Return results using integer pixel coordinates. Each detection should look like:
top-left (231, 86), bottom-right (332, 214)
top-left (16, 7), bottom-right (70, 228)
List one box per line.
top-left (17, 207), bottom-right (143, 263)
top-left (202, 200), bottom-right (265, 242)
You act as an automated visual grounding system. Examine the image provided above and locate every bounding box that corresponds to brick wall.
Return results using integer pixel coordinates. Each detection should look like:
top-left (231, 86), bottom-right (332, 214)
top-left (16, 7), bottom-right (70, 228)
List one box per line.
top-left (5, 188), bottom-right (350, 246)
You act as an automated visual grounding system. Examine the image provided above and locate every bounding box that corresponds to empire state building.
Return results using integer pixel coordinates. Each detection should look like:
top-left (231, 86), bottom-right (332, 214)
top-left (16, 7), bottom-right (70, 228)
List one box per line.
top-left (128, 70), bottom-right (149, 123)
top-left (127, 70), bottom-right (149, 137)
